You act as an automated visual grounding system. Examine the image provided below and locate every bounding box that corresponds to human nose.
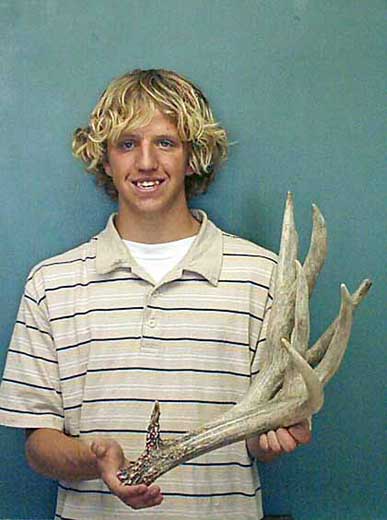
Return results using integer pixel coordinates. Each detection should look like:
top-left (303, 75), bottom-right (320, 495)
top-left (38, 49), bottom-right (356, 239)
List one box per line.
top-left (135, 142), bottom-right (158, 171)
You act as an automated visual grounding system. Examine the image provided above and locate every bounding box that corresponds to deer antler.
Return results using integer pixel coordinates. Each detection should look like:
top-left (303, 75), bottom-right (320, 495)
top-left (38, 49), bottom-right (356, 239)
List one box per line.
top-left (117, 193), bottom-right (371, 486)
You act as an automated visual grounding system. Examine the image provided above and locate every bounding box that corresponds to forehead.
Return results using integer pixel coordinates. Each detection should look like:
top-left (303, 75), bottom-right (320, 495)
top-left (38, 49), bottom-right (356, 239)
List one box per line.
top-left (110, 104), bottom-right (181, 143)
top-left (126, 109), bottom-right (179, 135)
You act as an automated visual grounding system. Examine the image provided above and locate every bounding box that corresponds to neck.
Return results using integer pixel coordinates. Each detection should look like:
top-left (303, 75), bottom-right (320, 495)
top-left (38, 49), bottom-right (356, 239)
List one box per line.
top-left (115, 207), bottom-right (200, 244)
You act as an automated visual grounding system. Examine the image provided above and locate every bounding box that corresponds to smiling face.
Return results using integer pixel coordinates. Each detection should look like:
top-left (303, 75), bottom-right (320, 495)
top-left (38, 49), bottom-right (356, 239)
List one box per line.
top-left (104, 110), bottom-right (194, 231)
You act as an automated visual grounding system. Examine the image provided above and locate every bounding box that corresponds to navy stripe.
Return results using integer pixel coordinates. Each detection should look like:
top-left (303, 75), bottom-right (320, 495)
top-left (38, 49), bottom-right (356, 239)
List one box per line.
top-left (28, 255), bottom-right (97, 281)
top-left (24, 293), bottom-right (38, 305)
top-left (63, 403), bottom-right (83, 411)
top-left (178, 278), bottom-right (270, 290)
top-left (63, 397), bottom-right (237, 412)
top-left (2, 377), bottom-right (61, 394)
top-left (45, 276), bottom-right (141, 293)
top-left (184, 460), bottom-right (253, 469)
top-left (79, 428), bottom-right (186, 435)
top-left (148, 305), bottom-right (263, 322)
top-left (61, 371), bottom-right (87, 382)
top-left (57, 335), bottom-right (248, 352)
top-left (50, 306), bottom-right (144, 323)
top-left (144, 335), bottom-right (248, 347)
top-left (79, 397), bottom-right (237, 406)
top-left (56, 511), bottom-right (262, 520)
top-left (16, 320), bottom-right (53, 339)
top-left (8, 348), bottom-right (57, 365)
top-left (86, 366), bottom-right (249, 378)
top-left (60, 366), bottom-right (248, 379)
top-left (51, 304), bottom-right (263, 324)
top-left (58, 483), bottom-right (111, 495)
top-left (24, 292), bottom-right (47, 306)
top-left (57, 335), bottom-right (142, 352)
top-left (0, 406), bottom-right (63, 418)
top-left (250, 337), bottom-right (267, 367)
top-left (250, 336), bottom-right (267, 355)
top-left (218, 279), bottom-right (270, 290)
top-left (60, 365), bottom-right (248, 383)
top-left (37, 294), bottom-right (47, 305)
top-left (223, 253), bottom-right (277, 264)
top-left (44, 277), bottom-right (269, 293)
top-left (58, 482), bottom-right (261, 498)
top-left (164, 487), bottom-right (261, 498)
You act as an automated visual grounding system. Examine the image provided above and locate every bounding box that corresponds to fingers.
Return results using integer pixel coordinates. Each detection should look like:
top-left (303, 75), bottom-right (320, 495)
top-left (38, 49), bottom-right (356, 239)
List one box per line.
top-left (288, 420), bottom-right (312, 445)
top-left (261, 429), bottom-right (297, 454)
top-left (117, 484), bottom-right (163, 509)
top-left (258, 433), bottom-right (268, 451)
top-left (276, 428), bottom-right (298, 452)
top-left (90, 439), bottom-right (163, 509)
top-left (258, 420), bottom-right (312, 458)
top-left (101, 464), bottom-right (164, 509)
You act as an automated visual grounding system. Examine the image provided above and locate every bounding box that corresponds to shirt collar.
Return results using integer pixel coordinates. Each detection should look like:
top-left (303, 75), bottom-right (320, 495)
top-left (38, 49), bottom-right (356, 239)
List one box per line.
top-left (95, 210), bottom-right (223, 286)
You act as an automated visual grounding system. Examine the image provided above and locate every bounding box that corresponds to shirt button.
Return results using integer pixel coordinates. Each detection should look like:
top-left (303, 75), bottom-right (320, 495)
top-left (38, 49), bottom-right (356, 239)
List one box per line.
top-left (148, 318), bottom-right (156, 328)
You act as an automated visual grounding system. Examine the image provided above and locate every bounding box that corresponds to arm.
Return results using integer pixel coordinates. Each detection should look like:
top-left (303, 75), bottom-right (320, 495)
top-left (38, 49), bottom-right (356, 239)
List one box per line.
top-left (5, 273), bottom-right (163, 509)
top-left (25, 428), bottom-right (163, 509)
top-left (25, 428), bottom-right (99, 481)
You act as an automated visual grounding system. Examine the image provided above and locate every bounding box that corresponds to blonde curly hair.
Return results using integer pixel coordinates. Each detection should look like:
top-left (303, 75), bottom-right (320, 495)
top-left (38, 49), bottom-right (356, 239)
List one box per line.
top-left (72, 69), bottom-right (228, 199)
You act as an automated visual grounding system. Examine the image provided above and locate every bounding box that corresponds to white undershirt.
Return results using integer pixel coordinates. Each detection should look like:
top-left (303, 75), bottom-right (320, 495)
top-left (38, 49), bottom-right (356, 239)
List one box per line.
top-left (123, 236), bottom-right (196, 284)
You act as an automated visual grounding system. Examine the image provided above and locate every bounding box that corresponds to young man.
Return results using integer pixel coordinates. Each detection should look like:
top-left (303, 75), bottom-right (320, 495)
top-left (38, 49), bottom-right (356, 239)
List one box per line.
top-left (0, 69), bottom-right (310, 519)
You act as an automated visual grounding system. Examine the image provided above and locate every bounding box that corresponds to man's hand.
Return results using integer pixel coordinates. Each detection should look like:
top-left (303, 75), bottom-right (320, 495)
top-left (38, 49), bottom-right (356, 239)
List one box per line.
top-left (90, 439), bottom-right (163, 509)
top-left (246, 420), bottom-right (312, 462)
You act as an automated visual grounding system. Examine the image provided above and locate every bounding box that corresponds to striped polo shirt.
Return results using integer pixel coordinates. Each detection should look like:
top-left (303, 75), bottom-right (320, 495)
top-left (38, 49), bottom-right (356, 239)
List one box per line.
top-left (0, 210), bottom-right (277, 520)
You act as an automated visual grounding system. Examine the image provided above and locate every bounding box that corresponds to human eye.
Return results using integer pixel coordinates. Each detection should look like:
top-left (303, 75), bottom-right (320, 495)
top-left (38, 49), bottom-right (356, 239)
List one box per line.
top-left (118, 138), bottom-right (136, 151)
top-left (158, 138), bottom-right (176, 149)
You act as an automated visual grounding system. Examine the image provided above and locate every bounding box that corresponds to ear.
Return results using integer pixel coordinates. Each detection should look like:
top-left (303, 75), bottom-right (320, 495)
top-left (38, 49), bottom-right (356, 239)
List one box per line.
top-left (185, 165), bottom-right (195, 177)
top-left (103, 160), bottom-right (112, 177)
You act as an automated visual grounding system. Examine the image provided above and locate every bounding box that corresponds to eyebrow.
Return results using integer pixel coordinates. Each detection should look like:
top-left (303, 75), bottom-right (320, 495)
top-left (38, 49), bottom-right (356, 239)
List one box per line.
top-left (118, 133), bottom-right (181, 141)
top-left (121, 132), bottom-right (178, 137)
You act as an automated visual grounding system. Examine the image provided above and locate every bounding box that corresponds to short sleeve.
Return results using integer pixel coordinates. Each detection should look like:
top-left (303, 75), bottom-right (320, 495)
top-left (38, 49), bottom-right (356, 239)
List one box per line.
top-left (0, 271), bottom-right (64, 430)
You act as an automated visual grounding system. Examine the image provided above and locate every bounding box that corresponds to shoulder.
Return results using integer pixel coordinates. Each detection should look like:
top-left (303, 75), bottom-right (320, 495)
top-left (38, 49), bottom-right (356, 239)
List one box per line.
top-left (219, 230), bottom-right (277, 292)
top-left (221, 230), bottom-right (278, 266)
top-left (25, 234), bottom-right (99, 296)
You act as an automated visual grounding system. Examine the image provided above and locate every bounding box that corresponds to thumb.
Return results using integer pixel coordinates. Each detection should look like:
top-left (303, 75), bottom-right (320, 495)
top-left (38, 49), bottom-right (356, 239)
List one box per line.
top-left (90, 440), bottom-right (109, 459)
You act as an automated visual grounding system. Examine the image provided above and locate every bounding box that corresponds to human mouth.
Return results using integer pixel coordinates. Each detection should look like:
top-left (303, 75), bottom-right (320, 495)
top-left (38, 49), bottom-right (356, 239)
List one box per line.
top-left (132, 179), bottom-right (164, 191)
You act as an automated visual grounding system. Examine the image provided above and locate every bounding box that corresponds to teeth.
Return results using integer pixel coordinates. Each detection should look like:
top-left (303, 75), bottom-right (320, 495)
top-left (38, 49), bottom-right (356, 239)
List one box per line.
top-left (136, 180), bottom-right (161, 188)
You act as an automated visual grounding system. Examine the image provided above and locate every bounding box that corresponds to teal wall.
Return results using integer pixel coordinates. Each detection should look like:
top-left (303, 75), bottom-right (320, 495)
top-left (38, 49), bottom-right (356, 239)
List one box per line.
top-left (0, 1), bottom-right (385, 518)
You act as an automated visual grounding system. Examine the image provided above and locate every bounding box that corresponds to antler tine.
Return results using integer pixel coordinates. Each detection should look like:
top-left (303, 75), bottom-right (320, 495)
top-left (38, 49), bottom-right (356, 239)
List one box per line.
top-left (277, 260), bottom-right (311, 400)
top-left (303, 204), bottom-right (328, 297)
top-left (291, 260), bottom-right (310, 356)
top-left (248, 193), bottom-right (299, 403)
top-left (352, 278), bottom-right (372, 306)
top-left (281, 339), bottom-right (324, 414)
top-left (265, 192), bottom-right (299, 359)
top-left (306, 279), bottom-right (371, 367)
top-left (313, 284), bottom-right (353, 386)
top-left (272, 192), bottom-right (299, 295)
